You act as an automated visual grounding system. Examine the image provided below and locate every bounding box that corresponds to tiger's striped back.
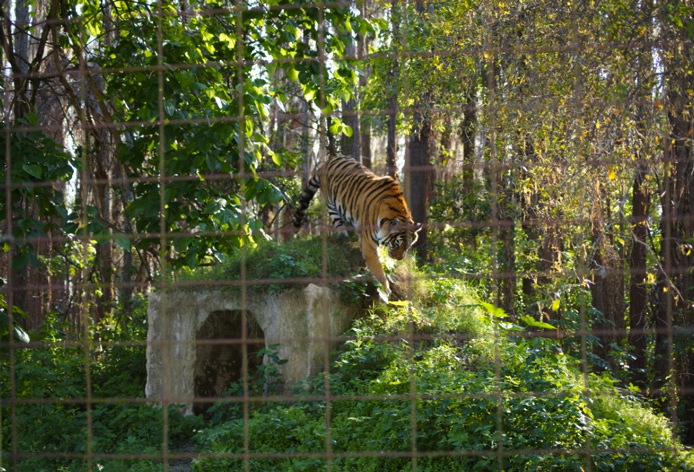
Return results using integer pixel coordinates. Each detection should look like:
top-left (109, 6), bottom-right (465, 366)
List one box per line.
top-left (294, 155), bottom-right (421, 295)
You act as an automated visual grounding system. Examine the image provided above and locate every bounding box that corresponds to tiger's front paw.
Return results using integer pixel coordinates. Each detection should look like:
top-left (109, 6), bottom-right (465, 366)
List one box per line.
top-left (376, 285), bottom-right (390, 304)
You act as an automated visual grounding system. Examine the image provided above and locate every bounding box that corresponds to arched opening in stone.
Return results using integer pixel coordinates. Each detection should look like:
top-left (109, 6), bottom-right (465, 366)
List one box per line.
top-left (194, 310), bottom-right (264, 414)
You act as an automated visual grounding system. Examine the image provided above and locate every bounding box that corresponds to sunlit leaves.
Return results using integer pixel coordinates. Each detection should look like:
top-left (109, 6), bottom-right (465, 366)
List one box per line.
top-left (329, 117), bottom-right (353, 137)
top-left (90, 0), bottom-right (369, 268)
top-left (520, 315), bottom-right (556, 331)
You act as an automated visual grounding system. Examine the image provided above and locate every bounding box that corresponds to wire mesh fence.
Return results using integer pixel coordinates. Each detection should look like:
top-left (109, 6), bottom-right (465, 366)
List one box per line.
top-left (2, 0), bottom-right (694, 471)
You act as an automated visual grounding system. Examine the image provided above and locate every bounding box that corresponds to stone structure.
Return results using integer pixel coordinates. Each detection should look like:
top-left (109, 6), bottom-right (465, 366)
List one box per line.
top-left (145, 284), bottom-right (360, 414)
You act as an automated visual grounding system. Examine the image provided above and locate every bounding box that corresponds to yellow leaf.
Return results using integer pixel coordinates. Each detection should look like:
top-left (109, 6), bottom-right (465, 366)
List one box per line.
top-left (388, 300), bottom-right (410, 307)
top-left (551, 298), bottom-right (561, 312)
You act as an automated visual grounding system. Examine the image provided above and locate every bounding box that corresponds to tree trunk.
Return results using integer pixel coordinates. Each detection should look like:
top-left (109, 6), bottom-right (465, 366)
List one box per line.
top-left (626, 0), bottom-right (655, 391)
top-left (497, 204), bottom-right (516, 317)
top-left (385, 0), bottom-right (400, 178)
top-left (461, 98), bottom-right (476, 198)
top-left (655, 2), bottom-right (694, 442)
top-left (483, 54), bottom-right (516, 316)
top-left (458, 97), bottom-right (478, 252)
top-left (658, 83), bottom-right (694, 444)
top-left (628, 167), bottom-right (649, 388)
top-left (408, 107), bottom-right (433, 262)
top-left (340, 19), bottom-right (360, 161)
top-left (361, 120), bottom-right (372, 169)
top-left (8, 0), bottom-right (51, 329)
top-left (358, 26), bottom-right (372, 169)
top-left (340, 101), bottom-right (360, 161)
top-left (93, 143), bottom-right (114, 323)
top-left (590, 241), bottom-right (626, 368)
top-left (118, 171), bottom-right (136, 313)
top-left (338, 0), bottom-right (361, 162)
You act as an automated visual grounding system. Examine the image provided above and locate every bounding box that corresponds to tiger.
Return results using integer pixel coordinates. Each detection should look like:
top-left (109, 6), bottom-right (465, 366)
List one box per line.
top-left (293, 155), bottom-right (422, 296)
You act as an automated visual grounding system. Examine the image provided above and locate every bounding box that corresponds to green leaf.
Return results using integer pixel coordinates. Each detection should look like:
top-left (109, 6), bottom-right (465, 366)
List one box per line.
top-left (286, 66), bottom-right (299, 81)
top-left (480, 302), bottom-right (507, 319)
top-left (22, 163), bottom-right (43, 179)
top-left (321, 103), bottom-right (334, 115)
top-left (303, 87), bottom-right (317, 102)
top-left (520, 315), bottom-right (556, 330)
top-left (113, 233), bottom-right (131, 251)
top-left (218, 32), bottom-right (236, 49)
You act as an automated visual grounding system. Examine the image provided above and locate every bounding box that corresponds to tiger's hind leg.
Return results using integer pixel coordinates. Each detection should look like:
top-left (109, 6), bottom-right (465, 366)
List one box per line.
top-left (327, 202), bottom-right (349, 236)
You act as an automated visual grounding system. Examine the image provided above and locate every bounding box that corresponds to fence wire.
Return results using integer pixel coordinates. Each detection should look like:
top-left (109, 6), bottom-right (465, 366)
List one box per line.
top-left (2, 1), bottom-right (694, 471)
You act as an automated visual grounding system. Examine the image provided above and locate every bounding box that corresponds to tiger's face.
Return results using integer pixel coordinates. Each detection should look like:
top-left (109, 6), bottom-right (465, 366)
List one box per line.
top-left (385, 219), bottom-right (422, 260)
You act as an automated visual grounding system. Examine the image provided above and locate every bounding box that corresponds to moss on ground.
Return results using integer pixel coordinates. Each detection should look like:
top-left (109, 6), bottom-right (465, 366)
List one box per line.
top-left (172, 236), bottom-right (373, 300)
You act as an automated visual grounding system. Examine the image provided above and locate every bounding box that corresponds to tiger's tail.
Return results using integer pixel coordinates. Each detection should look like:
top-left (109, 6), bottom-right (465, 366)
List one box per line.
top-left (293, 175), bottom-right (320, 228)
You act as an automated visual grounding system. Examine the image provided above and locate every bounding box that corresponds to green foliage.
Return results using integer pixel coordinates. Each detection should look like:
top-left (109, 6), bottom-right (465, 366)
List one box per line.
top-left (4, 0), bottom-right (694, 467)
top-left (72, 0), bottom-right (371, 269)
top-left (91, 296), bottom-right (151, 399)
top-left (177, 235), bottom-right (371, 298)
top-left (3, 272), bottom-right (692, 471)
top-left (0, 113), bottom-right (76, 270)
top-left (205, 343), bottom-right (289, 415)
top-left (254, 344), bottom-right (289, 395)
top-left (98, 1), bottom-right (277, 267)
top-left (1, 0), bottom-right (374, 284)
top-left (429, 176), bottom-right (493, 289)
top-left (193, 277), bottom-right (694, 471)
top-left (0, 297), bottom-right (201, 472)
top-left (0, 293), bottom-right (30, 344)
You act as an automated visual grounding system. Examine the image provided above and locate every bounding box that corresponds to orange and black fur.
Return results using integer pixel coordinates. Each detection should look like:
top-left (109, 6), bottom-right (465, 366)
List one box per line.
top-left (294, 155), bottom-right (421, 294)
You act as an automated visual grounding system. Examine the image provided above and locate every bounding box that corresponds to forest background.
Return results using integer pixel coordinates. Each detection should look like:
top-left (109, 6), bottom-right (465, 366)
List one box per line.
top-left (1, 0), bottom-right (693, 463)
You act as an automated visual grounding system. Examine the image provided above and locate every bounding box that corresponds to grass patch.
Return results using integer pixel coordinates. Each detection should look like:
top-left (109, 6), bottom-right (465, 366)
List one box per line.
top-left (173, 235), bottom-right (370, 294)
top-left (170, 235), bottom-right (404, 306)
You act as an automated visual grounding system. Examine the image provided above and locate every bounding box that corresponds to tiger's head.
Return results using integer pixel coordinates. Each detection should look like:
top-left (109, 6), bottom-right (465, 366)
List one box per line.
top-left (383, 218), bottom-right (422, 260)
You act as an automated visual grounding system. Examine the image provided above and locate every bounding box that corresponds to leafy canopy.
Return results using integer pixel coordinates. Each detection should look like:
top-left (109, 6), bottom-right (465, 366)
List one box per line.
top-left (52, 0), bottom-right (374, 269)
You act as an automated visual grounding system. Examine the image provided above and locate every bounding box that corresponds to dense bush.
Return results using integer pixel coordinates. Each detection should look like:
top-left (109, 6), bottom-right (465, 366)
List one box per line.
top-left (192, 278), bottom-right (694, 471)
top-left (3, 250), bottom-right (692, 471)
top-left (0, 296), bottom-right (201, 472)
